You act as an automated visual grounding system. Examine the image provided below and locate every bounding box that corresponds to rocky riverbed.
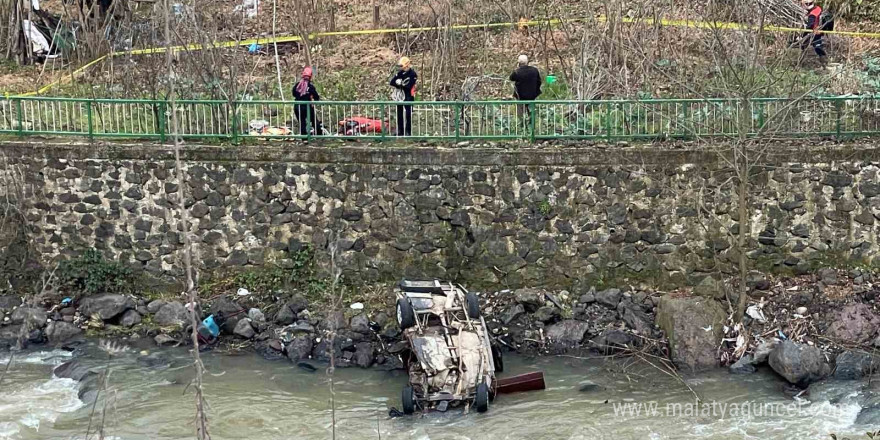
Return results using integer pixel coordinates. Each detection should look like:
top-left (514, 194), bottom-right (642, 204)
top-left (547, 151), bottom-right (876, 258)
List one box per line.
top-left (2, 268), bottom-right (879, 402)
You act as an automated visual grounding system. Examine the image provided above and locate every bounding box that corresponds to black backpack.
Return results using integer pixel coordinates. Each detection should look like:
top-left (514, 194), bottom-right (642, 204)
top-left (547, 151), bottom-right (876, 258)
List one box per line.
top-left (819, 10), bottom-right (834, 32)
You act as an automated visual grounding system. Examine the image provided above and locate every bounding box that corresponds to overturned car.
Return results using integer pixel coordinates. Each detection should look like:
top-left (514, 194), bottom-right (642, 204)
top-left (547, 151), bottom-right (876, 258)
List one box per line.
top-left (395, 279), bottom-right (517, 414)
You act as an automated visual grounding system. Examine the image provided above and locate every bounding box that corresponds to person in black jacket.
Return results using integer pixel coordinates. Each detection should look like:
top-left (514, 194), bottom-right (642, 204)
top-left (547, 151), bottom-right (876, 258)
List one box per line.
top-left (509, 55), bottom-right (542, 129)
top-left (292, 66), bottom-right (322, 135)
top-left (389, 57), bottom-right (417, 136)
top-left (801, 0), bottom-right (828, 67)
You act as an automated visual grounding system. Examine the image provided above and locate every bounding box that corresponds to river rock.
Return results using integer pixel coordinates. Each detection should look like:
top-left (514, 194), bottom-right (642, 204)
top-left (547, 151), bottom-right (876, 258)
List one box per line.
top-left (545, 320), bottom-right (590, 347)
top-left (693, 277), bottom-right (726, 300)
top-left (768, 340), bottom-right (830, 386)
top-left (154, 302), bottom-right (189, 328)
top-left (248, 308), bottom-right (266, 323)
top-left (0, 325), bottom-right (22, 347)
top-left (154, 334), bottom-right (177, 346)
top-left (79, 294), bottom-right (135, 321)
top-left (729, 355), bottom-right (757, 374)
top-left (354, 342), bottom-right (374, 368)
top-left (274, 304), bottom-right (296, 325)
top-left (533, 306), bottom-right (561, 324)
top-left (620, 301), bottom-right (653, 334)
top-left (287, 295), bottom-right (309, 314)
top-left (501, 303), bottom-right (525, 324)
top-left (11, 307), bottom-right (48, 329)
top-left (0, 295), bottom-right (22, 314)
top-left (234, 319), bottom-right (256, 339)
top-left (596, 289), bottom-right (622, 308)
top-left (254, 340), bottom-right (287, 361)
top-left (350, 314), bottom-right (370, 334)
top-left (146, 300), bottom-right (167, 314)
top-left (514, 288), bottom-right (545, 312)
top-left (286, 334), bottom-right (314, 362)
top-left (209, 298), bottom-right (246, 334)
top-left (834, 351), bottom-right (878, 380)
top-left (753, 340), bottom-right (779, 364)
top-left (655, 295), bottom-right (727, 371)
top-left (320, 310), bottom-right (348, 331)
top-left (591, 328), bottom-right (635, 352)
top-left (54, 360), bottom-right (99, 402)
top-left (828, 303), bottom-right (880, 344)
top-left (45, 321), bottom-right (83, 343)
top-left (120, 310), bottom-right (142, 328)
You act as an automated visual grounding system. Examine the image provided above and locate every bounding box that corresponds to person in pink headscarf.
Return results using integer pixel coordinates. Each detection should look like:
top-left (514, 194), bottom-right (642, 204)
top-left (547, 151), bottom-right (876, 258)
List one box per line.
top-left (292, 66), bottom-right (322, 135)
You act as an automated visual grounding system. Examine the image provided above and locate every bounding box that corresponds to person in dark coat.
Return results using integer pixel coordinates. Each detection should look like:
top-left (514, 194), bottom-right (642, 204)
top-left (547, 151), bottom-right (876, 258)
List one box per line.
top-left (509, 55), bottom-right (542, 129)
top-left (292, 66), bottom-right (322, 135)
top-left (389, 57), bottom-right (417, 136)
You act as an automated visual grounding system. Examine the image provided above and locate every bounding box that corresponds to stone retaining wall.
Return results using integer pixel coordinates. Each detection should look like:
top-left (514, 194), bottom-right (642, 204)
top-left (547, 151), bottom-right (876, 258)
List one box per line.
top-left (2, 141), bottom-right (879, 290)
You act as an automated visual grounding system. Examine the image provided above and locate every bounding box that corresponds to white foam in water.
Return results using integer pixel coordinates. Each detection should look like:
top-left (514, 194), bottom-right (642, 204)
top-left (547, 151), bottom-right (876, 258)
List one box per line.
top-left (0, 376), bottom-right (83, 439)
top-left (0, 349), bottom-right (73, 367)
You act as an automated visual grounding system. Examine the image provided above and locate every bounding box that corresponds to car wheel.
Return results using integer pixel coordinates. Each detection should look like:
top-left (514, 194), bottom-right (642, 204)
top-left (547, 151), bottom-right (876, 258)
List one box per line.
top-left (402, 385), bottom-right (416, 415)
top-left (475, 382), bottom-right (489, 413)
top-left (465, 292), bottom-right (481, 319)
top-left (492, 345), bottom-right (504, 373)
top-left (397, 298), bottom-right (416, 330)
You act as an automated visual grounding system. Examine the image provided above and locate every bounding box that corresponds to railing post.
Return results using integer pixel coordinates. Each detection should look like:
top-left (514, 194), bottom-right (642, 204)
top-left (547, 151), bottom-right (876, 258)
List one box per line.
top-left (231, 101), bottom-right (240, 144)
top-left (381, 103), bottom-right (387, 141)
top-left (15, 98), bottom-right (23, 137)
top-left (158, 101), bottom-right (167, 144)
top-left (454, 102), bottom-right (460, 141)
top-left (604, 102), bottom-right (612, 141)
top-left (834, 98), bottom-right (842, 139)
top-left (86, 100), bottom-right (94, 141)
top-left (306, 104), bottom-right (312, 141)
top-left (529, 102), bottom-right (536, 143)
top-left (757, 102), bottom-right (765, 131)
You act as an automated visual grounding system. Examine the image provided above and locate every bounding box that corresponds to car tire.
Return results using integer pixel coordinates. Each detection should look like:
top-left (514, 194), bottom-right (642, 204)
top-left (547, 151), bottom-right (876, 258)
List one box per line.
top-left (475, 382), bottom-right (489, 413)
top-left (397, 299), bottom-right (416, 330)
top-left (492, 345), bottom-right (504, 373)
top-left (465, 292), bottom-right (480, 319)
top-left (402, 385), bottom-right (416, 415)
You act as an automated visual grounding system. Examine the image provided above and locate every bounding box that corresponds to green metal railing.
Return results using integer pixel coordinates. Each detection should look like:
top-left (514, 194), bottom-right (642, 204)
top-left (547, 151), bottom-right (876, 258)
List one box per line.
top-left (1, 96), bottom-right (879, 142)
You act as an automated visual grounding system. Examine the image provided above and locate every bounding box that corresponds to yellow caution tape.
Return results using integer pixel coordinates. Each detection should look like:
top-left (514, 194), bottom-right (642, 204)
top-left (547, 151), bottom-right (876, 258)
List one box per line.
top-left (7, 15), bottom-right (880, 97)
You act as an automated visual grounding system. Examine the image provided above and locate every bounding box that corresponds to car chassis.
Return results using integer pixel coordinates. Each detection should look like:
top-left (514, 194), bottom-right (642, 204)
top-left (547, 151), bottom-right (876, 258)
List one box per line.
top-left (395, 279), bottom-right (502, 414)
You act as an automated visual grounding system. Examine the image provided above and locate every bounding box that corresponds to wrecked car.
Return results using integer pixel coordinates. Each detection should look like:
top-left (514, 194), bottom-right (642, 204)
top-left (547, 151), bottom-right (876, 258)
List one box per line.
top-left (395, 279), bottom-right (504, 414)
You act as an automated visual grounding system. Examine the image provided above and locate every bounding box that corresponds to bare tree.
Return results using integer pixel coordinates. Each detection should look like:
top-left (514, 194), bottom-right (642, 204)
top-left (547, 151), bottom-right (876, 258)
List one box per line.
top-left (164, 0), bottom-right (210, 438)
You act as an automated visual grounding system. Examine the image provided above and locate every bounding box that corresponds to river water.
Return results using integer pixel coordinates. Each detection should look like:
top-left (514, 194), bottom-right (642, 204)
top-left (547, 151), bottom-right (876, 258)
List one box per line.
top-left (0, 342), bottom-right (870, 440)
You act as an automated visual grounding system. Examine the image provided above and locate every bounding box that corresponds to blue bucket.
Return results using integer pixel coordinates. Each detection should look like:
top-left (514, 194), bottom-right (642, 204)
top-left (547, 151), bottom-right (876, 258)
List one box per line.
top-left (200, 315), bottom-right (220, 338)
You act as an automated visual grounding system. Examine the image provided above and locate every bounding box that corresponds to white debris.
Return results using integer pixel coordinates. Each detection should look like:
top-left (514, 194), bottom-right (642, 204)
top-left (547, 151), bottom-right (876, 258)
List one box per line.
top-left (349, 302), bottom-right (364, 310)
top-left (237, 288), bottom-right (251, 296)
top-left (746, 305), bottom-right (767, 323)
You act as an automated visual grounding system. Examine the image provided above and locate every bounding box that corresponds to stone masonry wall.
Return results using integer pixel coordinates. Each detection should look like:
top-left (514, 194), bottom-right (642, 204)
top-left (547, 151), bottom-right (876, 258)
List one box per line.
top-left (2, 142), bottom-right (880, 290)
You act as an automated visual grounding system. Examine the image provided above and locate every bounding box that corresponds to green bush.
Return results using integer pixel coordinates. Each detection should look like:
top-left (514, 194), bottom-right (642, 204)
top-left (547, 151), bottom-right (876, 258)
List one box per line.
top-left (57, 249), bottom-right (136, 295)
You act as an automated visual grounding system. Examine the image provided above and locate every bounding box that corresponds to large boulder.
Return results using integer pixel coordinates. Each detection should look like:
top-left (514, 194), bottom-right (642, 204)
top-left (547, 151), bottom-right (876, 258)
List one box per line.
top-left (595, 289), bottom-right (622, 308)
top-left (655, 295), bottom-right (727, 371)
top-left (545, 320), bottom-right (590, 347)
top-left (768, 340), bottom-right (830, 386)
top-left (53, 360), bottom-right (99, 403)
top-left (350, 314), bottom-right (370, 334)
top-left (286, 334), bottom-right (314, 362)
top-left (233, 319), bottom-right (256, 339)
top-left (11, 307), bottom-right (48, 329)
top-left (79, 294), bottom-right (135, 321)
top-left (729, 355), bottom-right (757, 374)
top-left (120, 310), bottom-right (142, 328)
top-left (354, 342), bottom-right (375, 368)
top-left (274, 305), bottom-right (297, 325)
top-left (834, 351), bottom-right (878, 380)
top-left (828, 303), bottom-right (880, 344)
top-left (153, 302), bottom-right (189, 328)
top-left (513, 288), bottom-right (545, 312)
top-left (45, 321), bottom-right (83, 344)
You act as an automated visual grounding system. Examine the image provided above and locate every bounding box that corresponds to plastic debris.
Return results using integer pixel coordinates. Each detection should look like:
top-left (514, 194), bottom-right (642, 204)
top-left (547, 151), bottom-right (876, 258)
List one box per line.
top-left (746, 305), bottom-right (767, 323)
top-left (350, 302), bottom-right (364, 310)
top-left (237, 288), bottom-right (251, 296)
top-left (233, 0), bottom-right (259, 18)
top-left (61, 297), bottom-right (72, 306)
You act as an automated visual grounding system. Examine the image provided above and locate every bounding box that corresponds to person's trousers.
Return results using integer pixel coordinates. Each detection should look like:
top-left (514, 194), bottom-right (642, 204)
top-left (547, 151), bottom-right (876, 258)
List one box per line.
top-left (295, 104), bottom-right (321, 135)
top-left (801, 34), bottom-right (827, 58)
top-left (517, 102), bottom-right (534, 131)
top-left (396, 104), bottom-right (412, 136)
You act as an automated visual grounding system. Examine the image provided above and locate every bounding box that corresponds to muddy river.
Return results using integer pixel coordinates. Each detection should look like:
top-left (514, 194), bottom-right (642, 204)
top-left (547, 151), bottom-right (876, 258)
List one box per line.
top-left (0, 342), bottom-right (869, 439)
